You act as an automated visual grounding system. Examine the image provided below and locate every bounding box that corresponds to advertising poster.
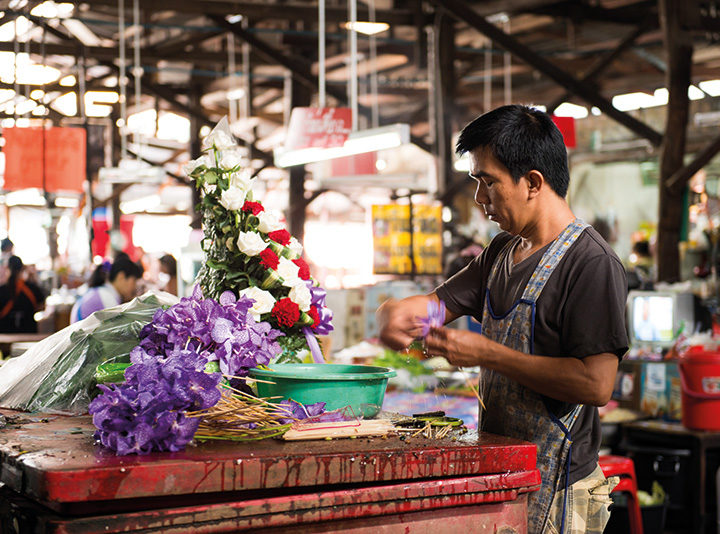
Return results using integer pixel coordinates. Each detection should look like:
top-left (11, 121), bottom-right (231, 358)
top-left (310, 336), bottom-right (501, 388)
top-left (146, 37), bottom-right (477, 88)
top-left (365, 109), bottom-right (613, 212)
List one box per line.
top-left (371, 203), bottom-right (443, 275)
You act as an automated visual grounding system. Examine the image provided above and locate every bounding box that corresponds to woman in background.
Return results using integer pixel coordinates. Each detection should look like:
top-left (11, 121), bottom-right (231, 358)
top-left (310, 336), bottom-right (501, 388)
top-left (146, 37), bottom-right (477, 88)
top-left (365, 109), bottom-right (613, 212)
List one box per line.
top-left (0, 256), bottom-right (46, 333)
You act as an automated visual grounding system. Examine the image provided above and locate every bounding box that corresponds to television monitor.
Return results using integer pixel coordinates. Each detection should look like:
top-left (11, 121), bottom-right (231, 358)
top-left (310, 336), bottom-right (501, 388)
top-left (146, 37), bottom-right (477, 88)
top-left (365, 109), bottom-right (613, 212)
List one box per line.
top-left (627, 290), bottom-right (695, 348)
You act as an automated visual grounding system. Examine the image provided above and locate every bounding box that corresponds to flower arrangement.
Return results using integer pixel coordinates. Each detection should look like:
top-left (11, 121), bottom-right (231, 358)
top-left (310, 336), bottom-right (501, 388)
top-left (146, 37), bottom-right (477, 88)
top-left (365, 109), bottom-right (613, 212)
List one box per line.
top-left (89, 121), bottom-right (335, 455)
top-left (184, 123), bottom-right (332, 363)
top-left (89, 287), bottom-right (328, 454)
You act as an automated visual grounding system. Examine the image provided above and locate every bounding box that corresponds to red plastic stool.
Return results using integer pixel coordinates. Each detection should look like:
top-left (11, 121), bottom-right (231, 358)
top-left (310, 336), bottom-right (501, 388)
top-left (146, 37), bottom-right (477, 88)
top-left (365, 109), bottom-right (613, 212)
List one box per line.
top-left (599, 454), bottom-right (643, 534)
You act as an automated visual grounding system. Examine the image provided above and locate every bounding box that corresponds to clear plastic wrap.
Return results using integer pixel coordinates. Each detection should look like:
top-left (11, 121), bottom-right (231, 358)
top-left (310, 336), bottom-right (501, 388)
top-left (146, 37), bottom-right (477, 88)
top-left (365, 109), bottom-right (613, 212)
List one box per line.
top-left (0, 291), bottom-right (178, 413)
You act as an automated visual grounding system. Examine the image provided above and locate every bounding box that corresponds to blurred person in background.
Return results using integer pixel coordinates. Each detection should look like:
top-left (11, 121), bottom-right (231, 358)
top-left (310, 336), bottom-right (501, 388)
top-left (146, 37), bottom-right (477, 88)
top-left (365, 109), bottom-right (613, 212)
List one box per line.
top-left (0, 255), bottom-right (46, 333)
top-left (0, 238), bottom-right (15, 285)
top-left (70, 256), bottom-right (143, 323)
top-left (158, 254), bottom-right (178, 296)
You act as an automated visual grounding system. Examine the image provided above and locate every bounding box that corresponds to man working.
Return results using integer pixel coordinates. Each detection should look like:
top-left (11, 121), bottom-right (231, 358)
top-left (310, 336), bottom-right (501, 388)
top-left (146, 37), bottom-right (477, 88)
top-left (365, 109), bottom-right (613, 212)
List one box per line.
top-left (377, 105), bottom-right (628, 534)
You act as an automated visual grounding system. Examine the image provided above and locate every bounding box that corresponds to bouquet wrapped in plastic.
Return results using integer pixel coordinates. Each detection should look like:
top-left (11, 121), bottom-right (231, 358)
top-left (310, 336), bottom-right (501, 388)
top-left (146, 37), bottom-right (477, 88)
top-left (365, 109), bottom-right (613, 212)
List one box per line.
top-left (0, 291), bottom-right (178, 413)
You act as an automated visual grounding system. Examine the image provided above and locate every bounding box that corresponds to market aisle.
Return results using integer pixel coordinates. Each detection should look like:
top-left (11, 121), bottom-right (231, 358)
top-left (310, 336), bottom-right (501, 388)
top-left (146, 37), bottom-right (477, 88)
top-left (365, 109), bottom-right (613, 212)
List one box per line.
top-left (382, 391), bottom-right (479, 429)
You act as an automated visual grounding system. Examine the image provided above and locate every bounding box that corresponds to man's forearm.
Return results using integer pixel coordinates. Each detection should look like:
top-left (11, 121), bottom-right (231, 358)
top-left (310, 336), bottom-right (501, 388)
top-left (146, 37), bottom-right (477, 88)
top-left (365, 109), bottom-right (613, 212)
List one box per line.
top-left (430, 329), bottom-right (618, 406)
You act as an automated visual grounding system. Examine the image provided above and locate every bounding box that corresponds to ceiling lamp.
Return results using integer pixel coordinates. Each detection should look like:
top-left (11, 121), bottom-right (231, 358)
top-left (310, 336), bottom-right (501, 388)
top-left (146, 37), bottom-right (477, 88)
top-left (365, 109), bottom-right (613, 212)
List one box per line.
top-left (342, 21), bottom-right (389, 36)
top-left (274, 123), bottom-right (410, 168)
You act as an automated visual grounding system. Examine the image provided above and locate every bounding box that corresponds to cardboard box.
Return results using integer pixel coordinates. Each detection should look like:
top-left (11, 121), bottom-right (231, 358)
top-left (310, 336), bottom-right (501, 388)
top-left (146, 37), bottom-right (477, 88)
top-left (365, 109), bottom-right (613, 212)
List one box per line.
top-left (364, 281), bottom-right (423, 339)
top-left (325, 288), bottom-right (366, 352)
top-left (639, 361), bottom-right (681, 422)
top-left (613, 359), bottom-right (681, 422)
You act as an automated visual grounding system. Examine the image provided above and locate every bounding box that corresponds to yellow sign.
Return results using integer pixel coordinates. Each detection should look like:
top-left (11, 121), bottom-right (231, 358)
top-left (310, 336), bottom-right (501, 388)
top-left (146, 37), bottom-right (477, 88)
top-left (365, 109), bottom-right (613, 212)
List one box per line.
top-left (371, 204), bottom-right (443, 275)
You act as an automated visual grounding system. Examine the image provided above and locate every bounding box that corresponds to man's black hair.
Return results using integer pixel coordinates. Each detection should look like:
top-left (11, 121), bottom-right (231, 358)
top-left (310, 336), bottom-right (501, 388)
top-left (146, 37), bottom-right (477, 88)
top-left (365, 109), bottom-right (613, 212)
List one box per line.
top-left (109, 256), bottom-right (143, 282)
top-left (1, 238), bottom-right (14, 252)
top-left (456, 104), bottom-right (570, 198)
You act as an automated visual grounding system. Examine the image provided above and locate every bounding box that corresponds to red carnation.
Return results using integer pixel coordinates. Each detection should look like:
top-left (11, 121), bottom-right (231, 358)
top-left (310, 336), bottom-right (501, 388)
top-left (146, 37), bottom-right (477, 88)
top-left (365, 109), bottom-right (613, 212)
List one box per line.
top-left (272, 298), bottom-right (301, 328)
top-left (268, 229), bottom-right (291, 246)
top-left (308, 305), bottom-right (320, 329)
top-left (259, 248), bottom-right (279, 270)
top-left (292, 258), bottom-right (310, 280)
top-left (242, 201), bottom-right (264, 215)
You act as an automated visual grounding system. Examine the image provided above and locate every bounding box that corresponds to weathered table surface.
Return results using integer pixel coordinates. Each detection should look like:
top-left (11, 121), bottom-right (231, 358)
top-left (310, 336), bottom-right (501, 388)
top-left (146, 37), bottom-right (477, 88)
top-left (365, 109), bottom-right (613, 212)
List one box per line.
top-left (0, 409), bottom-right (538, 508)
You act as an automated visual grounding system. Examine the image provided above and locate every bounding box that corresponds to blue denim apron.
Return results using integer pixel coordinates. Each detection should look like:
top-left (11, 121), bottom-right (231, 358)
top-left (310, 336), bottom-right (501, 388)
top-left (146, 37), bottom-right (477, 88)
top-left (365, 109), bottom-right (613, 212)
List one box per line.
top-left (480, 219), bottom-right (588, 534)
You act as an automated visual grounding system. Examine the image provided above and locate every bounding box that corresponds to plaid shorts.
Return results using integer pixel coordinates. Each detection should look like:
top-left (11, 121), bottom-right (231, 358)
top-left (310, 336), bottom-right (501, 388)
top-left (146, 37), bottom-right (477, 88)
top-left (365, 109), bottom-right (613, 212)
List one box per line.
top-left (546, 464), bottom-right (619, 534)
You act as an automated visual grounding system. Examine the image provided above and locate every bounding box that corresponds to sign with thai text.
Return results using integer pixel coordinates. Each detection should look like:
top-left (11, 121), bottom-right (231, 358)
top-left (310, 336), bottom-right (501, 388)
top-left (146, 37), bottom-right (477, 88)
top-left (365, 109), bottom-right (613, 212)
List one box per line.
top-left (284, 107), bottom-right (352, 150)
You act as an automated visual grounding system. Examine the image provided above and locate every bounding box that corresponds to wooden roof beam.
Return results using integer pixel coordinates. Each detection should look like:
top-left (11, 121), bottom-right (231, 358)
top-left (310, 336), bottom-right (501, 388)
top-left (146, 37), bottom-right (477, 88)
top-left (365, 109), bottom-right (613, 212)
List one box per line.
top-left (209, 14), bottom-right (431, 153)
top-left (547, 22), bottom-right (650, 113)
top-left (428, 0), bottom-right (663, 147)
top-left (70, 0), bottom-right (416, 25)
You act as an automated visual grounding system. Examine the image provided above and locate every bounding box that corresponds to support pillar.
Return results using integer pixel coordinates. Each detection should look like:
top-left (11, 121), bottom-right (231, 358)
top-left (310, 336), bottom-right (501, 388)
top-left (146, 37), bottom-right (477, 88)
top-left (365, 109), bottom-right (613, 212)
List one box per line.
top-left (657, 0), bottom-right (693, 282)
top-left (287, 75), bottom-right (311, 243)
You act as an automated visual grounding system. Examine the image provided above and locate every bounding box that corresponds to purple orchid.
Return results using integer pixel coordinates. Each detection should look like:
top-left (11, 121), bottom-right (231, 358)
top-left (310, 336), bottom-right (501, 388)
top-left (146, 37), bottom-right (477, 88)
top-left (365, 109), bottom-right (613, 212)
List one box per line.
top-left (90, 285), bottom-right (285, 455)
top-left (276, 399), bottom-right (327, 425)
top-left (419, 299), bottom-right (446, 337)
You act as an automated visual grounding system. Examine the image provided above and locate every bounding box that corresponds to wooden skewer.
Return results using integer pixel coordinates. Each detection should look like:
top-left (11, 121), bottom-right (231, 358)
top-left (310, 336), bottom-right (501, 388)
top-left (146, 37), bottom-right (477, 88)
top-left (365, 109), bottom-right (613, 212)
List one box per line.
top-left (461, 368), bottom-right (486, 410)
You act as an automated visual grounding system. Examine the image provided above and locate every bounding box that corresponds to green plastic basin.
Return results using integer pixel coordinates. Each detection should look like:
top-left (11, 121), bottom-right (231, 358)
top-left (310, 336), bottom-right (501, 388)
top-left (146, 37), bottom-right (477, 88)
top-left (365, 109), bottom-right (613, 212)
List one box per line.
top-left (248, 364), bottom-right (396, 418)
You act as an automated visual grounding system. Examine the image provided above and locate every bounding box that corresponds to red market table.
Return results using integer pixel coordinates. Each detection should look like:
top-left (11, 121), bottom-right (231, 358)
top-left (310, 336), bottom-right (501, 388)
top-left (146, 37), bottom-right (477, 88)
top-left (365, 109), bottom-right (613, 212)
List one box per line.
top-left (0, 410), bottom-right (540, 533)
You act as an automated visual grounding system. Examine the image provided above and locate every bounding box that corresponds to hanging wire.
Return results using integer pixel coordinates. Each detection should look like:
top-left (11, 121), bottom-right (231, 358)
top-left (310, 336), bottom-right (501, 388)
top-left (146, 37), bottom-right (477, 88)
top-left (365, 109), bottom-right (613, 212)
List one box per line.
top-left (369, 0), bottom-right (379, 128)
top-left (23, 16), bottom-right (30, 117)
top-left (349, 0), bottom-right (358, 131)
top-left (118, 0), bottom-right (127, 161)
top-left (227, 33), bottom-right (238, 125)
top-left (426, 25), bottom-right (436, 147)
top-left (13, 16), bottom-right (19, 121)
top-left (132, 0), bottom-right (143, 161)
top-left (318, 0), bottom-right (326, 108)
top-left (503, 19), bottom-right (511, 105)
top-left (242, 17), bottom-right (251, 121)
top-left (483, 35), bottom-right (492, 112)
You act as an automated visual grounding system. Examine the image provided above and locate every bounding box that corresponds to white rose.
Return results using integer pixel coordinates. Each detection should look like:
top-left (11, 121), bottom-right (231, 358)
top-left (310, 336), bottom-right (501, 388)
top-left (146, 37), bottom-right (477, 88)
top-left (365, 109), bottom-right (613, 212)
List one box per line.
top-left (278, 257), bottom-right (301, 287)
top-left (288, 282), bottom-right (311, 312)
top-left (288, 237), bottom-right (303, 257)
top-left (229, 170), bottom-right (252, 191)
top-left (219, 185), bottom-right (247, 211)
top-left (239, 286), bottom-right (276, 320)
top-left (202, 183), bottom-right (217, 195)
top-left (183, 154), bottom-right (211, 175)
top-left (258, 210), bottom-right (284, 233)
top-left (202, 130), bottom-right (235, 152)
top-left (237, 231), bottom-right (266, 256)
top-left (219, 151), bottom-right (244, 170)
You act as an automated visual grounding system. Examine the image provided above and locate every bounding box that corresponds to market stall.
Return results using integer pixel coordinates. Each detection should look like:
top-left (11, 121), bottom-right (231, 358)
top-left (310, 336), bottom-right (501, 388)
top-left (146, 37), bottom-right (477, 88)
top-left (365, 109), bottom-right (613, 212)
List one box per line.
top-left (0, 409), bottom-right (539, 533)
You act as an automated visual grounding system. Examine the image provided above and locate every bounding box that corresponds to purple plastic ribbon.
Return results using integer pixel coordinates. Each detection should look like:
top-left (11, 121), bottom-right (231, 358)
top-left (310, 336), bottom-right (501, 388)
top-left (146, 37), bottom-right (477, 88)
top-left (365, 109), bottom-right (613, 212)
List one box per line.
top-left (303, 326), bottom-right (325, 363)
top-left (420, 300), bottom-right (446, 337)
top-left (306, 281), bottom-right (333, 335)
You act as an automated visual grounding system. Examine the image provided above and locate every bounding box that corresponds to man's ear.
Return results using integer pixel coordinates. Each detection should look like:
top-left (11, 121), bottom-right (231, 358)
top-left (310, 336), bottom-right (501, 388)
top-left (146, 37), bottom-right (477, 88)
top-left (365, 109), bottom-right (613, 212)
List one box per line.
top-left (525, 170), bottom-right (544, 198)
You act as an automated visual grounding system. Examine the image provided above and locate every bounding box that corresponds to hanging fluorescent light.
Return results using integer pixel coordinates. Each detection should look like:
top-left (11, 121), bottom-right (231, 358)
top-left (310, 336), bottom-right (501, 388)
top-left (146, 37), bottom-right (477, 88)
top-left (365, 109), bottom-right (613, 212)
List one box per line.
top-left (5, 189), bottom-right (46, 207)
top-left (55, 196), bottom-right (80, 208)
top-left (226, 87), bottom-right (246, 100)
top-left (274, 123), bottom-right (410, 168)
top-left (99, 158), bottom-right (166, 184)
top-left (342, 21), bottom-right (389, 36)
top-left (120, 194), bottom-right (161, 214)
top-left (454, 155), bottom-right (470, 172)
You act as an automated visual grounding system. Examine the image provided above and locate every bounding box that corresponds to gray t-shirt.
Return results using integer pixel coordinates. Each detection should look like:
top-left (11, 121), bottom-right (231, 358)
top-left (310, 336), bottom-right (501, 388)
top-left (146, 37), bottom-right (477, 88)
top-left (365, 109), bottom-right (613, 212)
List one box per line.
top-left (436, 226), bottom-right (628, 484)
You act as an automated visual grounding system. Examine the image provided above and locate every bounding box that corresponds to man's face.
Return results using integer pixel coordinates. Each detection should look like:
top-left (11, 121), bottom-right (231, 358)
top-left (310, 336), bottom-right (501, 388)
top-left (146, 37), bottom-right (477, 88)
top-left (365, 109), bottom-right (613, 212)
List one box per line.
top-left (114, 273), bottom-right (138, 301)
top-left (468, 147), bottom-right (529, 235)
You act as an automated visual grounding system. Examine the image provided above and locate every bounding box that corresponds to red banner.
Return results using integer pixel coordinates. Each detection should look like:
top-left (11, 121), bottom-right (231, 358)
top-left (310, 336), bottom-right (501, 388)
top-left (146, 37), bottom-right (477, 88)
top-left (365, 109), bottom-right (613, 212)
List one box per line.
top-left (283, 107), bottom-right (352, 150)
top-left (551, 115), bottom-right (576, 149)
top-left (3, 127), bottom-right (86, 193)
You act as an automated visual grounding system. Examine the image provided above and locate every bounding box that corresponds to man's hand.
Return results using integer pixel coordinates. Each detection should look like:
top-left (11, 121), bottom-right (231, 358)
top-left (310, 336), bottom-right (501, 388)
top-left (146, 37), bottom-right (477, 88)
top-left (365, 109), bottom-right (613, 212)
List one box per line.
top-left (425, 326), bottom-right (485, 366)
top-left (376, 296), bottom-right (428, 351)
